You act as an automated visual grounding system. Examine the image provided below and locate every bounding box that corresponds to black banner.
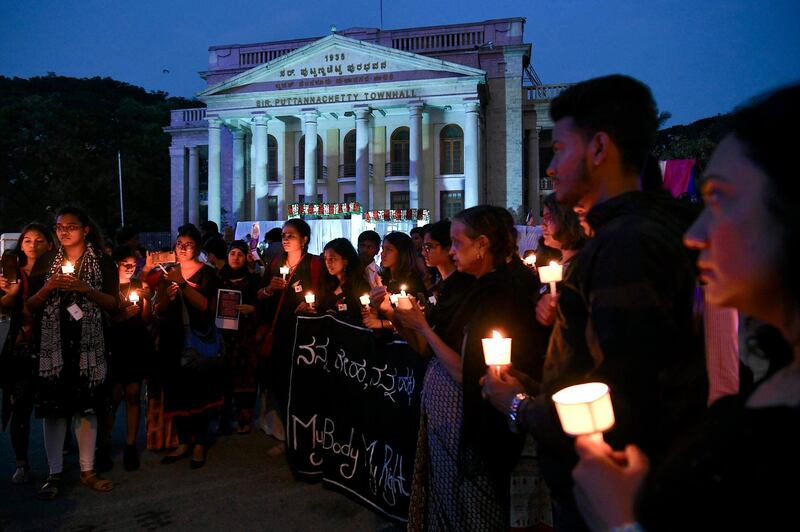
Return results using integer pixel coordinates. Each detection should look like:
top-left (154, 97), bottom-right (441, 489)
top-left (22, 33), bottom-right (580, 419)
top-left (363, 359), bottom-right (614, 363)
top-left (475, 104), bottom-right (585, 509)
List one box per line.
top-left (286, 315), bottom-right (426, 522)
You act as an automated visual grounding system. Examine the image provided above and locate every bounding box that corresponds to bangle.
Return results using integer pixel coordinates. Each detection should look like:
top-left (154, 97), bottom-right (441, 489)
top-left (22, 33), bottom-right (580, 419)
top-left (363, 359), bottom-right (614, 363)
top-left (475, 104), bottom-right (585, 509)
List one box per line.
top-left (507, 392), bottom-right (529, 434)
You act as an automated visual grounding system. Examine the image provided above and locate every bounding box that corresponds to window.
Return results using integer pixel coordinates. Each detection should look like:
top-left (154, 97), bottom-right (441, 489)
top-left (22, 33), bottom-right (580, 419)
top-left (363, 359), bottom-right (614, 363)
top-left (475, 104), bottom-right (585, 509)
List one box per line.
top-left (267, 135), bottom-right (278, 181)
top-left (439, 125), bottom-right (464, 175)
top-left (389, 127), bottom-right (410, 176)
top-left (390, 191), bottom-right (410, 210)
top-left (341, 130), bottom-right (356, 177)
top-left (298, 134), bottom-right (324, 179)
top-left (267, 196), bottom-right (278, 220)
top-left (440, 190), bottom-right (464, 220)
top-left (343, 192), bottom-right (357, 204)
top-left (299, 194), bottom-right (323, 204)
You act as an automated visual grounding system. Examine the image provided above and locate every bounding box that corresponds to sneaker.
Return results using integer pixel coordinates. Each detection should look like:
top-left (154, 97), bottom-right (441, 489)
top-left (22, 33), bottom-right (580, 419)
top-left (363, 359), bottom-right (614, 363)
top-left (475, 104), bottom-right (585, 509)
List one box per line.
top-left (123, 444), bottom-right (140, 471)
top-left (12, 466), bottom-right (31, 485)
top-left (95, 446), bottom-right (113, 473)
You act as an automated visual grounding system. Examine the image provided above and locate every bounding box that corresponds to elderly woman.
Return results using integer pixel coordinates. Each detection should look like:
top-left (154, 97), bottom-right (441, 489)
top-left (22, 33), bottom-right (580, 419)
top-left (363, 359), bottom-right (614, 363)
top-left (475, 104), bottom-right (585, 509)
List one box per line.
top-left (571, 85), bottom-right (800, 531)
top-left (0, 223), bottom-right (54, 485)
top-left (155, 223), bottom-right (222, 469)
top-left (26, 207), bottom-right (118, 499)
top-left (395, 205), bottom-right (545, 530)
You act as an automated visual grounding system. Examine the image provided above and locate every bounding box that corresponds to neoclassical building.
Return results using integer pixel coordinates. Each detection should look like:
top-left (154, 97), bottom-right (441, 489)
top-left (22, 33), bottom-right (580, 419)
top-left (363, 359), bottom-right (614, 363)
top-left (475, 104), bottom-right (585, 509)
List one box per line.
top-left (165, 17), bottom-right (567, 230)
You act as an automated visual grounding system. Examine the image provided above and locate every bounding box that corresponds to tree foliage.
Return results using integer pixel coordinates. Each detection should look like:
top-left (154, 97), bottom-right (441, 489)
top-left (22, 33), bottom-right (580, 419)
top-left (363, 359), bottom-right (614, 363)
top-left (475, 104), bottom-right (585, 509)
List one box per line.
top-left (0, 74), bottom-right (198, 237)
top-left (653, 113), bottom-right (730, 172)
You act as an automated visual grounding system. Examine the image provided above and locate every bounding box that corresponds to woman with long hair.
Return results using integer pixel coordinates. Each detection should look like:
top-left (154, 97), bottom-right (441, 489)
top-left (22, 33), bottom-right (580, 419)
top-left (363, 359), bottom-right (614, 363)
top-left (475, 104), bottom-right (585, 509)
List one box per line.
top-left (394, 205), bottom-right (545, 530)
top-left (315, 238), bottom-right (370, 325)
top-left (571, 84), bottom-right (800, 531)
top-left (155, 223), bottom-right (222, 469)
top-left (256, 218), bottom-right (325, 454)
top-left (26, 207), bottom-right (118, 499)
top-left (0, 223), bottom-right (54, 484)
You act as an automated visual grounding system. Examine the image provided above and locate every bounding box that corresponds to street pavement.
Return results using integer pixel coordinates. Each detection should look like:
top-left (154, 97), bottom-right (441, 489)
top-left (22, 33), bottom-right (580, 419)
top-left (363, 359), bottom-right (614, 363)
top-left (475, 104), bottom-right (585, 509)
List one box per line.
top-left (0, 319), bottom-right (404, 531)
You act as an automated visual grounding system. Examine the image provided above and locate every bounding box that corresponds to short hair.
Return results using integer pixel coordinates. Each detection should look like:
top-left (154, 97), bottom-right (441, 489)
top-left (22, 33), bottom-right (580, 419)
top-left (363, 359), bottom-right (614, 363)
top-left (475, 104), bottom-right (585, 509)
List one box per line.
top-left (265, 227), bottom-right (282, 242)
top-left (550, 74), bottom-right (658, 176)
top-left (203, 237), bottom-right (228, 260)
top-left (357, 230), bottom-right (381, 247)
top-left (200, 220), bottom-right (219, 234)
top-left (409, 227), bottom-right (425, 238)
top-left (112, 245), bottom-right (136, 263)
top-left (452, 205), bottom-right (516, 267)
top-left (423, 220), bottom-right (452, 249)
top-left (283, 218), bottom-right (311, 252)
top-left (542, 193), bottom-right (586, 251)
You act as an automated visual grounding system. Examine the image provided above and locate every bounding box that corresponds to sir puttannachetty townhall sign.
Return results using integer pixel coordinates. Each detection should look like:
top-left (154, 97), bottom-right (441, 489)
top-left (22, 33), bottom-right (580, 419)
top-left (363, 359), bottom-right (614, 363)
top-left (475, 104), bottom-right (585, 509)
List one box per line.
top-left (165, 18), bottom-right (569, 230)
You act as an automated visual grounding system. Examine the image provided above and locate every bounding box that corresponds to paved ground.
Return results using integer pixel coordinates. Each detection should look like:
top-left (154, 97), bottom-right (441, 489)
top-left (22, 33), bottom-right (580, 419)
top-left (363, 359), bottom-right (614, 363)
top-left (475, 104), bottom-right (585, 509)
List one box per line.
top-left (0, 320), bottom-right (404, 531)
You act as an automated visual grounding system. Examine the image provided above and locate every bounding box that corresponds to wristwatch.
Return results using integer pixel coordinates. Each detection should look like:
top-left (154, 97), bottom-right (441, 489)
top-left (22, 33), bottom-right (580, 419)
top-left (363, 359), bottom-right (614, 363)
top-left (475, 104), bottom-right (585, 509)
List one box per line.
top-left (507, 392), bottom-right (529, 434)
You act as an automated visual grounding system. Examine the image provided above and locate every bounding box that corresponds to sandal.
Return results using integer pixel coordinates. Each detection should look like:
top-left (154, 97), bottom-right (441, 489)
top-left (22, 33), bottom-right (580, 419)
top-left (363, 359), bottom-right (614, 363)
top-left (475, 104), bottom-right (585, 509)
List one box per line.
top-left (80, 470), bottom-right (113, 492)
top-left (37, 474), bottom-right (62, 500)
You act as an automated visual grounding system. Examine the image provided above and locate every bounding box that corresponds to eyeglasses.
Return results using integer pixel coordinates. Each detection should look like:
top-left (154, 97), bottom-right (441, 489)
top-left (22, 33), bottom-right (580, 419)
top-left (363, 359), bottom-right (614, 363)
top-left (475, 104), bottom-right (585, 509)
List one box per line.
top-left (120, 263), bottom-right (136, 270)
top-left (175, 242), bottom-right (195, 250)
top-left (54, 224), bottom-right (82, 233)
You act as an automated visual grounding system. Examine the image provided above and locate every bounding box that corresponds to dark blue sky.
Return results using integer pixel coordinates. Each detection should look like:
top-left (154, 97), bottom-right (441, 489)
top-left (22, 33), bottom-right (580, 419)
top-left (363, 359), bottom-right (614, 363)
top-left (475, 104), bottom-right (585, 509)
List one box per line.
top-left (2, 0), bottom-right (798, 126)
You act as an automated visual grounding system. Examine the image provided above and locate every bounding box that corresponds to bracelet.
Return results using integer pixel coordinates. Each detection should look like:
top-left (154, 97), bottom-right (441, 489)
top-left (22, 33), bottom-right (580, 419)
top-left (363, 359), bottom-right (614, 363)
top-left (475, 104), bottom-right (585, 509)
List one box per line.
top-left (507, 392), bottom-right (529, 434)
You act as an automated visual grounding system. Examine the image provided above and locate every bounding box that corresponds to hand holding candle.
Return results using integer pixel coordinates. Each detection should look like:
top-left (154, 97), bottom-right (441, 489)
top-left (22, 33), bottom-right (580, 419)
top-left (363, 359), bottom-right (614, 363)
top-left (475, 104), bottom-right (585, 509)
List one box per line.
top-left (359, 294), bottom-right (370, 308)
top-left (128, 291), bottom-right (140, 304)
top-left (389, 293), bottom-right (400, 306)
top-left (304, 291), bottom-right (315, 309)
top-left (396, 285), bottom-right (413, 310)
top-left (61, 261), bottom-right (75, 275)
top-left (524, 254), bottom-right (537, 267)
top-left (552, 382), bottom-right (615, 444)
top-left (538, 260), bottom-right (563, 297)
top-left (482, 330), bottom-right (512, 376)
top-left (279, 265), bottom-right (290, 280)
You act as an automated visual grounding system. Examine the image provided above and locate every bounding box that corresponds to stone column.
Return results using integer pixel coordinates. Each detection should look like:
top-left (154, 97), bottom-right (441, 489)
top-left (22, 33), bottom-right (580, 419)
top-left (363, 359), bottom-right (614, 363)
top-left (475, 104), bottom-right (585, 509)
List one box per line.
top-left (231, 130), bottom-right (246, 223)
top-left (355, 106), bottom-right (371, 207)
top-left (464, 101), bottom-right (480, 208)
top-left (253, 115), bottom-right (268, 219)
top-left (169, 146), bottom-right (187, 232)
top-left (187, 146), bottom-right (200, 226)
top-left (408, 103), bottom-right (423, 208)
top-left (207, 117), bottom-right (222, 225)
top-left (527, 127), bottom-right (541, 219)
top-left (303, 110), bottom-right (318, 199)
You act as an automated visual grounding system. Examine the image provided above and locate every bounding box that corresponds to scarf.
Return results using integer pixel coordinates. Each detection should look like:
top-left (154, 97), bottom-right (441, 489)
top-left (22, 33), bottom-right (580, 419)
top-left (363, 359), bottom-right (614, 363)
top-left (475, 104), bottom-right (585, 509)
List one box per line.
top-left (38, 243), bottom-right (107, 387)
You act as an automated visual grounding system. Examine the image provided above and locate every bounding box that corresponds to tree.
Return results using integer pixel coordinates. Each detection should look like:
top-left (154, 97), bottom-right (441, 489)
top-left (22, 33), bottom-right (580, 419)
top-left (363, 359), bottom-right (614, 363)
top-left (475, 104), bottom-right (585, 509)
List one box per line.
top-left (0, 74), bottom-right (198, 238)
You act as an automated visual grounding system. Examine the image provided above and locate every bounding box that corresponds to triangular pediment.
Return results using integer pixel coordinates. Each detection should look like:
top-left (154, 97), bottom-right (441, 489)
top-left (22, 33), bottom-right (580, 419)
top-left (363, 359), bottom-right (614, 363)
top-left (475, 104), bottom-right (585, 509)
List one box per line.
top-left (198, 34), bottom-right (485, 98)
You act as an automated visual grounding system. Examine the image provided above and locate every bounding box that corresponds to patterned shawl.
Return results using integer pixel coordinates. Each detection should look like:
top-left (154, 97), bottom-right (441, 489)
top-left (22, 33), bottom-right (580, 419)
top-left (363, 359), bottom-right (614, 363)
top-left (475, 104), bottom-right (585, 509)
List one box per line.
top-left (38, 243), bottom-right (107, 387)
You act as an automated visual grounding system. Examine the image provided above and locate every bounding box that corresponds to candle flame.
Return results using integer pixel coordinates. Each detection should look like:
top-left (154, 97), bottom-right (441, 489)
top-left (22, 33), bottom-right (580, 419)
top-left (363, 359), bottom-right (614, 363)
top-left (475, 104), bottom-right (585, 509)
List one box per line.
top-left (549, 260), bottom-right (559, 268)
top-left (492, 330), bottom-right (502, 339)
top-left (524, 254), bottom-right (536, 265)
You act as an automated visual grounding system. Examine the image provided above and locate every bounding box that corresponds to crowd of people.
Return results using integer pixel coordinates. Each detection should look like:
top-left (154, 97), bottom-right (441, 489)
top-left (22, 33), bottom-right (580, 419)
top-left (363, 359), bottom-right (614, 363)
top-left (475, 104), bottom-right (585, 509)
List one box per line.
top-left (1, 74), bottom-right (798, 531)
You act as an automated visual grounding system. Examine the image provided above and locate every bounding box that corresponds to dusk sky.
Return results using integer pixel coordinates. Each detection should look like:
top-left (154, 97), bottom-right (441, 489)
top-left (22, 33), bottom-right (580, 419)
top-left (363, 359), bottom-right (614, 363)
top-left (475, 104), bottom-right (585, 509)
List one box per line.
top-left (2, 0), bottom-right (798, 126)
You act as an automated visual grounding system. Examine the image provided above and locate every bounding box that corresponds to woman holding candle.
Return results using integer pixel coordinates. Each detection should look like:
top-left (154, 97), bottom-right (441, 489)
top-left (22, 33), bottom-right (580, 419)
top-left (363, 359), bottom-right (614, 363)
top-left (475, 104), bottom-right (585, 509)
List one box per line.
top-left (536, 193), bottom-right (586, 326)
top-left (395, 205), bottom-right (544, 531)
top-left (256, 218), bottom-right (325, 454)
top-left (364, 232), bottom-right (426, 331)
top-left (0, 223), bottom-right (54, 485)
top-left (95, 246), bottom-right (155, 472)
top-left (571, 85), bottom-right (800, 531)
top-left (26, 207), bottom-right (118, 499)
top-left (154, 223), bottom-right (222, 469)
top-left (315, 238), bottom-right (370, 325)
top-left (218, 240), bottom-right (260, 435)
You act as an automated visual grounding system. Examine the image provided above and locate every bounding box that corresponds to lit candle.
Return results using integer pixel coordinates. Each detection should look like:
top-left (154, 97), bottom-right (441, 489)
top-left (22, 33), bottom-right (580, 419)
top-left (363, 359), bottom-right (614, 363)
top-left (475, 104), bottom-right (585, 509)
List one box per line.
top-left (481, 330), bottom-right (512, 376)
top-left (524, 254), bottom-right (537, 266)
top-left (399, 284), bottom-right (408, 297)
top-left (389, 293), bottom-right (400, 306)
top-left (538, 260), bottom-right (563, 296)
top-left (396, 294), bottom-right (413, 310)
top-left (552, 382), bottom-right (615, 444)
top-left (61, 261), bottom-right (75, 275)
top-left (279, 265), bottom-right (290, 280)
top-left (304, 292), bottom-right (315, 309)
top-left (359, 294), bottom-right (370, 307)
top-left (128, 291), bottom-right (140, 304)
